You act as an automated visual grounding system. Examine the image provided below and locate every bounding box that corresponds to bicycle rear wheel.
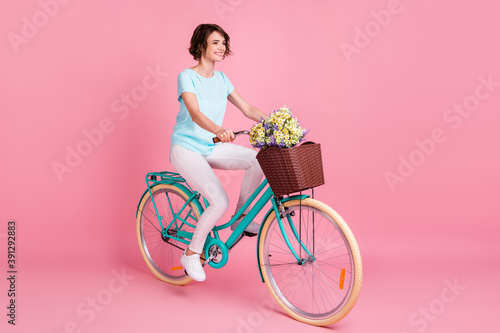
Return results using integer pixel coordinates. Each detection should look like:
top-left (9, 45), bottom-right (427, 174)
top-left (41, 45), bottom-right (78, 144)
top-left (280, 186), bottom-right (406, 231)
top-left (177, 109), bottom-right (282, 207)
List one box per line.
top-left (137, 183), bottom-right (201, 285)
top-left (258, 198), bottom-right (362, 326)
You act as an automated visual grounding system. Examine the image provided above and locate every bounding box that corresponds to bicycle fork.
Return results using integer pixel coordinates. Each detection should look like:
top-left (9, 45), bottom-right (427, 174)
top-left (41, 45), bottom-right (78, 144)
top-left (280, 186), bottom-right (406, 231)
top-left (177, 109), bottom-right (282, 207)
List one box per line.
top-left (272, 197), bottom-right (314, 263)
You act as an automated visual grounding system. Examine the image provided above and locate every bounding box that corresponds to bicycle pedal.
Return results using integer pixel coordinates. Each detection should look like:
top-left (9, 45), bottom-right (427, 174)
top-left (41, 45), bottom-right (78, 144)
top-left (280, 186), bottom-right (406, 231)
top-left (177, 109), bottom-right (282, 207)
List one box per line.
top-left (202, 254), bottom-right (215, 267)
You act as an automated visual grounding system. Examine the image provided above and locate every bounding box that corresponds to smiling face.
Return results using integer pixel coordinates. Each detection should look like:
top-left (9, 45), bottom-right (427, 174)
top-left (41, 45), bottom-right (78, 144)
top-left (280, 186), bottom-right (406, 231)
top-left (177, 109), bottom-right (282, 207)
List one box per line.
top-left (188, 24), bottom-right (232, 61)
top-left (201, 31), bottom-right (227, 62)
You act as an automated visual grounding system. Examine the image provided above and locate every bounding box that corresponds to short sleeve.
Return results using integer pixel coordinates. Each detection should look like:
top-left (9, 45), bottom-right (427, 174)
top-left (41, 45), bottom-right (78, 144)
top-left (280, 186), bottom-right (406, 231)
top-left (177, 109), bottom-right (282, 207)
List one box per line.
top-left (177, 71), bottom-right (196, 102)
top-left (221, 72), bottom-right (235, 96)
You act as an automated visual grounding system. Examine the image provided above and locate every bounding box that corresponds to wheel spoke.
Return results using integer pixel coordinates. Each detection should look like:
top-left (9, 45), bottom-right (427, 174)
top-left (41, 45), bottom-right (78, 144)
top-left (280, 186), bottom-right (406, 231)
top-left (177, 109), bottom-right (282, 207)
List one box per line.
top-left (269, 242), bottom-right (297, 256)
top-left (281, 266), bottom-right (306, 304)
top-left (138, 207), bottom-right (162, 233)
top-left (314, 242), bottom-right (347, 256)
top-left (273, 264), bottom-right (302, 289)
top-left (310, 264), bottom-right (344, 303)
top-left (306, 264), bottom-right (336, 312)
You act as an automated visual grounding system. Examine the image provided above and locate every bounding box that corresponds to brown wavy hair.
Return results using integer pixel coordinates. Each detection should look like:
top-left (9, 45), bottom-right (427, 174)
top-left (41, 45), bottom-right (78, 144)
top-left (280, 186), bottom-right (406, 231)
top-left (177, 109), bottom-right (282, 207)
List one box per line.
top-left (189, 24), bottom-right (233, 61)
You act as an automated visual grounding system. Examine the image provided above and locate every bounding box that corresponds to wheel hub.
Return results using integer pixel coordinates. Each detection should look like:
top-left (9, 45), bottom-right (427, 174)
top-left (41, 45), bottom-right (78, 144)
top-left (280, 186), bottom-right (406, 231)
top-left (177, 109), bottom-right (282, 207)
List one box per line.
top-left (161, 228), bottom-right (176, 241)
top-left (208, 244), bottom-right (223, 264)
top-left (298, 256), bottom-right (315, 266)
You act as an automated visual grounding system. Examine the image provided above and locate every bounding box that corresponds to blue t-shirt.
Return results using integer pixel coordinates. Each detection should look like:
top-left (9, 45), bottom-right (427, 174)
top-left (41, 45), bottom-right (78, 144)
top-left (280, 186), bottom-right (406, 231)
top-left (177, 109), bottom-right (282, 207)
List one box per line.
top-left (170, 68), bottom-right (235, 156)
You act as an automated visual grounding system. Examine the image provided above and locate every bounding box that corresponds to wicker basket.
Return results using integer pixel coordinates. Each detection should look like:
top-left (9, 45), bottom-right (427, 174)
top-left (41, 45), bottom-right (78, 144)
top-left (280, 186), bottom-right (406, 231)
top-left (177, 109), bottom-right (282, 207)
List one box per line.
top-left (256, 141), bottom-right (325, 196)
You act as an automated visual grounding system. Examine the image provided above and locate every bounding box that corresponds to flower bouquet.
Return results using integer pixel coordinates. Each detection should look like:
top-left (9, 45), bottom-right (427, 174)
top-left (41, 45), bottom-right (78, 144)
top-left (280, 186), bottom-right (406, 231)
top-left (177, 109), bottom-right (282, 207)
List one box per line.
top-left (249, 106), bottom-right (307, 149)
top-left (251, 106), bottom-right (324, 196)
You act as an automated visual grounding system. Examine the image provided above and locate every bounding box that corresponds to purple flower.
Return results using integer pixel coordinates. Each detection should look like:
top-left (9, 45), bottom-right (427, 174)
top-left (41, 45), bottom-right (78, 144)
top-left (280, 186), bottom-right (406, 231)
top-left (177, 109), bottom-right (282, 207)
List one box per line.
top-left (252, 140), bottom-right (266, 148)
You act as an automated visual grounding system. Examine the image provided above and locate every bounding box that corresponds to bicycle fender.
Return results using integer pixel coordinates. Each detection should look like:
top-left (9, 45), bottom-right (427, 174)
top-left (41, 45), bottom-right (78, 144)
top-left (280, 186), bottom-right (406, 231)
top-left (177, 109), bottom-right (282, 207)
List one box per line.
top-left (135, 183), bottom-right (205, 218)
top-left (256, 194), bottom-right (309, 283)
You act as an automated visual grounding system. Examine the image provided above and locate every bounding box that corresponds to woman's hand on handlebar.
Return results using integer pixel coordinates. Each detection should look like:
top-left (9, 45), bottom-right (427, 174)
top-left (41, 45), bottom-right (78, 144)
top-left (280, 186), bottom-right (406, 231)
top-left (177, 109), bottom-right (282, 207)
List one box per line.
top-left (215, 128), bottom-right (235, 143)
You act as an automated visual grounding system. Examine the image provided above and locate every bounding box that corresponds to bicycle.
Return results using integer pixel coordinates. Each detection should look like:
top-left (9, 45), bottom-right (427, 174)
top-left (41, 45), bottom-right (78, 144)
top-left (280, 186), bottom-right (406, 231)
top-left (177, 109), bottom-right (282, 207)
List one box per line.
top-left (136, 132), bottom-right (362, 326)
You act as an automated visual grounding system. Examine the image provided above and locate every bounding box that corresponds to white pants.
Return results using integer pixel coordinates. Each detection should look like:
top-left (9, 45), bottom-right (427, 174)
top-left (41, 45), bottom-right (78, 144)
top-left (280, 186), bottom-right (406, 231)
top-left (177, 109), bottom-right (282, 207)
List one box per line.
top-left (170, 143), bottom-right (264, 254)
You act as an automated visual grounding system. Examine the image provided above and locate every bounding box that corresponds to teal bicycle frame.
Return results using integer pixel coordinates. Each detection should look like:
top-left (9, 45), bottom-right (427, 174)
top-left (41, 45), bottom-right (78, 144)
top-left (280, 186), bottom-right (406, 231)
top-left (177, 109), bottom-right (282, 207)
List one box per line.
top-left (137, 171), bottom-right (313, 282)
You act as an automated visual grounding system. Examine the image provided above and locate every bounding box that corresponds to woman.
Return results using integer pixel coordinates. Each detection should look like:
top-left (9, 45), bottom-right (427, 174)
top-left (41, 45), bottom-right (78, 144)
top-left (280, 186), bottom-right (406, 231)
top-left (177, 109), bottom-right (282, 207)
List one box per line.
top-left (170, 23), bottom-right (266, 282)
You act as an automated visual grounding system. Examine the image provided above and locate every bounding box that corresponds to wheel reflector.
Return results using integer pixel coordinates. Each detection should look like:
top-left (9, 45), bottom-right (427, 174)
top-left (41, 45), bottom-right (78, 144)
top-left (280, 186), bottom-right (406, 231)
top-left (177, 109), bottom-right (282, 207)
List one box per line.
top-left (339, 268), bottom-right (345, 289)
top-left (171, 266), bottom-right (183, 271)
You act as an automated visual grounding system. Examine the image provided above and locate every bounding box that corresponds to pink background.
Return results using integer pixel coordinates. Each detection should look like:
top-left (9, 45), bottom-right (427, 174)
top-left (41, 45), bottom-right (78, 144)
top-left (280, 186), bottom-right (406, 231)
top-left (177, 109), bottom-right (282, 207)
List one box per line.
top-left (1, 0), bottom-right (499, 332)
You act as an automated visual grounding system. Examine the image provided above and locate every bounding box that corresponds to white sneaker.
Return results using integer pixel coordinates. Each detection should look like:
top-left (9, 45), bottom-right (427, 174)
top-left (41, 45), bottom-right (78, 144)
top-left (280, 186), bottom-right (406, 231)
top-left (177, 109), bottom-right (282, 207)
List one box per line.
top-left (180, 249), bottom-right (206, 282)
top-left (230, 215), bottom-right (260, 236)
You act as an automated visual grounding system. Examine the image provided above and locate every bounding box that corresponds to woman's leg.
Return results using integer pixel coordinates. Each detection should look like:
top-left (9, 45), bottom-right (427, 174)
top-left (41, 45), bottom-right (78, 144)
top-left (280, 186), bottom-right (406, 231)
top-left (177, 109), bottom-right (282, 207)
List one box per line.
top-left (206, 143), bottom-right (264, 214)
top-left (170, 145), bottom-right (229, 254)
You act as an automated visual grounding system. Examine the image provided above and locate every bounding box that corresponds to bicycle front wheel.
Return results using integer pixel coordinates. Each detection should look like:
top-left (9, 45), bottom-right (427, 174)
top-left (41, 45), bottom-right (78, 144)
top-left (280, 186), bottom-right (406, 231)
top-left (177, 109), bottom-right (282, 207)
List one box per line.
top-left (137, 183), bottom-right (201, 285)
top-left (258, 198), bottom-right (362, 326)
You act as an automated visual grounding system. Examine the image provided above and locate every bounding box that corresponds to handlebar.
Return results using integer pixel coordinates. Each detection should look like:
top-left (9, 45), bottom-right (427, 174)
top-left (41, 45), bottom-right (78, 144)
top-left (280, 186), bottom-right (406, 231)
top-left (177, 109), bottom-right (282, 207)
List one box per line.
top-left (212, 130), bottom-right (250, 143)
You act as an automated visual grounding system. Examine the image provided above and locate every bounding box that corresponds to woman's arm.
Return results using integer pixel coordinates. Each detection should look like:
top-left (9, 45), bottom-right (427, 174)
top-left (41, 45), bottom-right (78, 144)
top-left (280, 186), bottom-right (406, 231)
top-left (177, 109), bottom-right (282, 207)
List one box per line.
top-left (228, 90), bottom-right (267, 122)
top-left (181, 91), bottom-right (234, 142)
